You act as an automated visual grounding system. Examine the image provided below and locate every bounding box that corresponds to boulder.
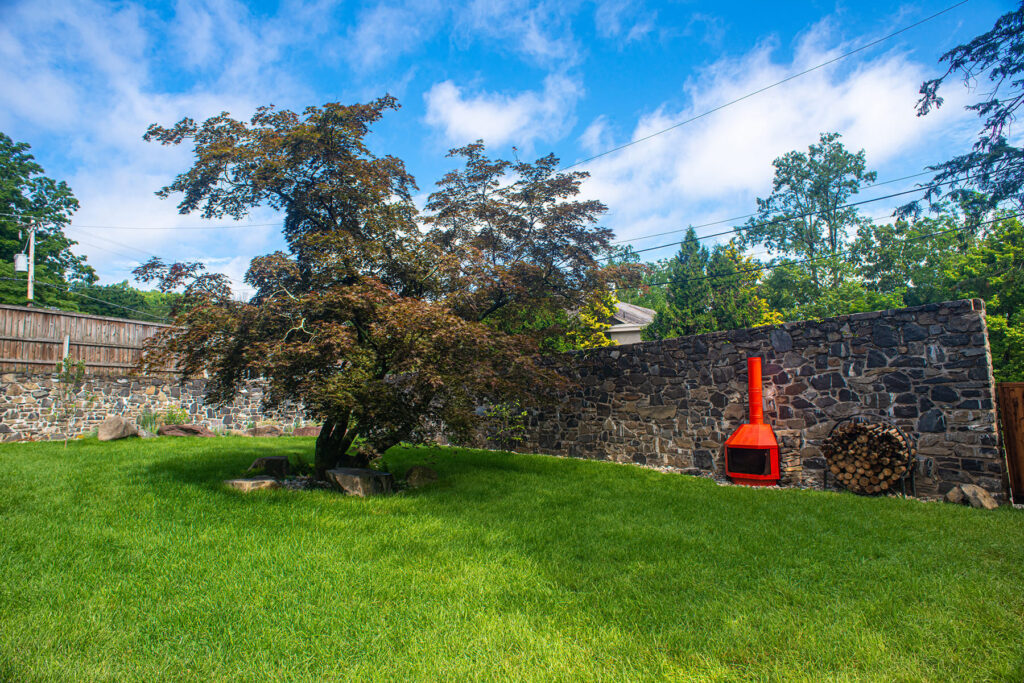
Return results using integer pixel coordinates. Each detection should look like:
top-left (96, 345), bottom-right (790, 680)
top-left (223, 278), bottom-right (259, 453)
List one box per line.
top-left (960, 484), bottom-right (999, 510)
top-left (98, 416), bottom-right (138, 441)
top-left (137, 428), bottom-right (156, 439)
top-left (158, 424), bottom-right (216, 438)
top-left (292, 425), bottom-right (322, 437)
top-left (248, 456), bottom-right (290, 478)
top-left (405, 465), bottom-right (438, 488)
top-left (944, 484), bottom-right (999, 510)
top-left (325, 467), bottom-right (394, 497)
top-left (224, 476), bottom-right (280, 492)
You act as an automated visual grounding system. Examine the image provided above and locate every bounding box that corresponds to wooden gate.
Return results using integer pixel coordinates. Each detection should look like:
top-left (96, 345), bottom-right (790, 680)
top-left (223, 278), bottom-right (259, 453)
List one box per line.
top-left (997, 383), bottom-right (1024, 504)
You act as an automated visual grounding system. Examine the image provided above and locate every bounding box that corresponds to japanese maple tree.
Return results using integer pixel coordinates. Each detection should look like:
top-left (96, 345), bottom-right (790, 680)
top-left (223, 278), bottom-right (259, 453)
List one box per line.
top-left (140, 98), bottom-right (627, 476)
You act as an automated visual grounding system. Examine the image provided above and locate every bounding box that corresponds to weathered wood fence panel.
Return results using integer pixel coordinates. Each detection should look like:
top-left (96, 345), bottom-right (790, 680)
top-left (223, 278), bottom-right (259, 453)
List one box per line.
top-left (997, 383), bottom-right (1024, 504)
top-left (0, 304), bottom-right (171, 374)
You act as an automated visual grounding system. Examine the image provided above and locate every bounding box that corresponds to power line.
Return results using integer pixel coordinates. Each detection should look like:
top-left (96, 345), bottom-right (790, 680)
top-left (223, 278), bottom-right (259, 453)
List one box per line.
top-left (0, 277), bottom-right (170, 322)
top-left (73, 237), bottom-right (152, 264)
top-left (67, 232), bottom-right (249, 288)
top-left (562, 0), bottom-right (970, 171)
top-left (0, 210), bottom-right (281, 230)
top-left (608, 169), bottom-right (939, 246)
top-left (599, 176), bottom-right (968, 262)
top-left (619, 212), bottom-right (1018, 290)
top-left (69, 221), bottom-right (280, 231)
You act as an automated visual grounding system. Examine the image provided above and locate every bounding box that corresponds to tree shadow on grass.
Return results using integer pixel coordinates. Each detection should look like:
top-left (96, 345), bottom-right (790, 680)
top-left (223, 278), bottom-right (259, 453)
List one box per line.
top-left (140, 437), bottom-right (316, 496)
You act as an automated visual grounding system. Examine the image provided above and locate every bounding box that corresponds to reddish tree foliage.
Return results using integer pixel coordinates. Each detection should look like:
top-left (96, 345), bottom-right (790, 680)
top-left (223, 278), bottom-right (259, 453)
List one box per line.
top-left (141, 98), bottom-right (635, 476)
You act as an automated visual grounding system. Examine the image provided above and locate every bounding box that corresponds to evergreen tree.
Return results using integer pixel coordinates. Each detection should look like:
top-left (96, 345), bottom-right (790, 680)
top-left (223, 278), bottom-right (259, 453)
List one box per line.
top-left (648, 231), bottom-right (780, 339)
top-left (647, 228), bottom-right (713, 339)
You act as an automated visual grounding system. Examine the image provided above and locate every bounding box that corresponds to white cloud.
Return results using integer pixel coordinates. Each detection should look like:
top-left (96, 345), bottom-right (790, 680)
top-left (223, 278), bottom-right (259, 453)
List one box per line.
top-left (456, 0), bottom-right (581, 66)
top-left (576, 21), bottom-right (978, 253)
top-left (579, 115), bottom-right (614, 154)
top-left (0, 0), bottom-right (335, 288)
top-left (423, 74), bottom-right (583, 149)
top-left (339, 0), bottom-right (583, 73)
top-left (594, 0), bottom-right (656, 44)
top-left (344, 0), bottom-right (444, 71)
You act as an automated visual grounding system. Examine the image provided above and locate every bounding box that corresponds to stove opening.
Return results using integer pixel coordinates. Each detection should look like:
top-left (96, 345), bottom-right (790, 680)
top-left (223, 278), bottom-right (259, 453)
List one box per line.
top-left (726, 447), bottom-right (771, 476)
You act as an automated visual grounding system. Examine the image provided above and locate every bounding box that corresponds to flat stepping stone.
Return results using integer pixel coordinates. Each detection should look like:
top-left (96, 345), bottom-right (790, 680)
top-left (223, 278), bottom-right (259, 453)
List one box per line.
top-left (225, 476), bottom-right (280, 492)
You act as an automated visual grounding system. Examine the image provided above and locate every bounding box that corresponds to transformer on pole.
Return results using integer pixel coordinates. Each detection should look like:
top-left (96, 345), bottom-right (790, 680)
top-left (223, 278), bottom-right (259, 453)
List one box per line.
top-left (13, 223), bottom-right (36, 306)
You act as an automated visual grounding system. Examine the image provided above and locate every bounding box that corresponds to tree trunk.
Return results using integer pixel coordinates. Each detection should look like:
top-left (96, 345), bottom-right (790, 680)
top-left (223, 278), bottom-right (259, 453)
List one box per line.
top-left (314, 413), bottom-right (363, 479)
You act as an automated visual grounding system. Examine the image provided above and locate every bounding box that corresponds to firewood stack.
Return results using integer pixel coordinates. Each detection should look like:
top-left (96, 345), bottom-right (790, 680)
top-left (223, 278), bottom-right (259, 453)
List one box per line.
top-left (822, 421), bottom-right (913, 495)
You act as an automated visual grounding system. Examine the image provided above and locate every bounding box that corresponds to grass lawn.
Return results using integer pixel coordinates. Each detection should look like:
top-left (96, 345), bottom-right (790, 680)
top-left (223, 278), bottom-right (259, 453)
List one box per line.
top-left (1, 437), bottom-right (1023, 681)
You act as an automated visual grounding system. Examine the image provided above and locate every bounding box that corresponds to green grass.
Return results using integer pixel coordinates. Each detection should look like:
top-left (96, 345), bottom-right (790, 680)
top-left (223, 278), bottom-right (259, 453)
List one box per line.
top-left (1, 437), bottom-right (1023, 682)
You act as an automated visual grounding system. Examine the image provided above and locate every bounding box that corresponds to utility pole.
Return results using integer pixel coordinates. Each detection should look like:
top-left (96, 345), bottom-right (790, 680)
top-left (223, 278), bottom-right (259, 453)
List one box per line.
top-left (26, 222), bottom-right (35, 306)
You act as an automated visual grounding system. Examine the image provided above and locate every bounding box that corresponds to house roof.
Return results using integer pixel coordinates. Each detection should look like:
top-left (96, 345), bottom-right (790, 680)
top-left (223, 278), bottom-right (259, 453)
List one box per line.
top-left (610, 302), bottom-right (656, 327)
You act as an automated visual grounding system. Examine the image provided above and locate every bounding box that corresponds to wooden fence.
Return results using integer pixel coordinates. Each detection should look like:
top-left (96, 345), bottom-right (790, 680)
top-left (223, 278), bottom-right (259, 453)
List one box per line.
top-left (997, 383), bottom-right (1024, 504)
top-left (0, 304), bottom-right (172, 374)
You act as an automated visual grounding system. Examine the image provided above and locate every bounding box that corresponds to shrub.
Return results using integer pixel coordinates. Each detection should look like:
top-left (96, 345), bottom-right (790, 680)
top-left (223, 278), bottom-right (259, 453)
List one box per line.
top-left (50, 360), bottom-right (93, 446)
top-left (162, 405), bottom-right (191, 425)
top-left (137, 409), bottom-right (159, 433)
top-left (483, 402), bottom-right (528, 451)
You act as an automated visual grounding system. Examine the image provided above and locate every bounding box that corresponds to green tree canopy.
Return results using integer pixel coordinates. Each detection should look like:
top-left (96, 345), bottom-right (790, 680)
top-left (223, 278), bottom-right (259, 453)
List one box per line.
top-left (70, 281), bottom-right (180, 322)
top-left (741, 132), bottom-right (876, 304)
top-left (0, 132), bottom-right (93, 307)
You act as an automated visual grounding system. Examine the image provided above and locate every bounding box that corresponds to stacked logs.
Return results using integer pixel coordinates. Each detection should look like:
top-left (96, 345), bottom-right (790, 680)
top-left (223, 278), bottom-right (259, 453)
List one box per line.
top-left (822, 421), bottom-right (913, 495)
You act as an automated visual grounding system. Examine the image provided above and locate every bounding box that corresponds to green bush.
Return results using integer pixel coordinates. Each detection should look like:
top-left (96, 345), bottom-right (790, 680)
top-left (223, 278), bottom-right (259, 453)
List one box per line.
top-left (162, 406), bottom-right (192, 426)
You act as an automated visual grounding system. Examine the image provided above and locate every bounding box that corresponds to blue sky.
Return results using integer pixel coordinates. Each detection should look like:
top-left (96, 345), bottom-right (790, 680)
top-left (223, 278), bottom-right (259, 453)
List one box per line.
top-left (0, 0), bottom-right (1016, 295)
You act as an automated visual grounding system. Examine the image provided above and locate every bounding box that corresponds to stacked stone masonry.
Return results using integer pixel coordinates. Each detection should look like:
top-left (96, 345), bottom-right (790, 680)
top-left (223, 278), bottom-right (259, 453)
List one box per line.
top-left (0, 374), bottom-right (306, 441)
top-left (520, 299), bottom-right (1007, 501)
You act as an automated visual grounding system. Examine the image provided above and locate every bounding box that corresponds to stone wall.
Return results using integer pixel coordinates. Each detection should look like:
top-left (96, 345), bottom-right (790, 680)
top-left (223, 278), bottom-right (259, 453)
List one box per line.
top-left (522, 299), bottom-right (1006, 501)
top-left (0, 373), bottom-right (307, 441)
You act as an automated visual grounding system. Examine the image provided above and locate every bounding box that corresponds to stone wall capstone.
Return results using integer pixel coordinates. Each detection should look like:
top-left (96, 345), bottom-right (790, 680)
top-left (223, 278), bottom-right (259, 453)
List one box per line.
top-left (520, 299), bottom-right (1006, 501)
top-left (0, 374), bottom-right (307, 441)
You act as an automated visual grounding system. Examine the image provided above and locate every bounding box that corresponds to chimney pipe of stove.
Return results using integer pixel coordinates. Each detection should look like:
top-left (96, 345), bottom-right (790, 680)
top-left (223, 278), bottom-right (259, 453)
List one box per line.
top-left (747, 357), bottom-right (763, 425)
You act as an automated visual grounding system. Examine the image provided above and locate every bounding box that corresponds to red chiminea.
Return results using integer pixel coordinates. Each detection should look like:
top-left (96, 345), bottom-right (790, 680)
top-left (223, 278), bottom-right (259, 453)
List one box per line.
top-left (723, 357), bottom-right (780, 486)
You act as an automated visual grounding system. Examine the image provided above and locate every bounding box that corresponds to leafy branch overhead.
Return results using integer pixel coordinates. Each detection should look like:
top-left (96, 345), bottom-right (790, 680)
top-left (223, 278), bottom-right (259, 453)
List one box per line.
top-left (911, 2), bottom-right (1024, 215)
